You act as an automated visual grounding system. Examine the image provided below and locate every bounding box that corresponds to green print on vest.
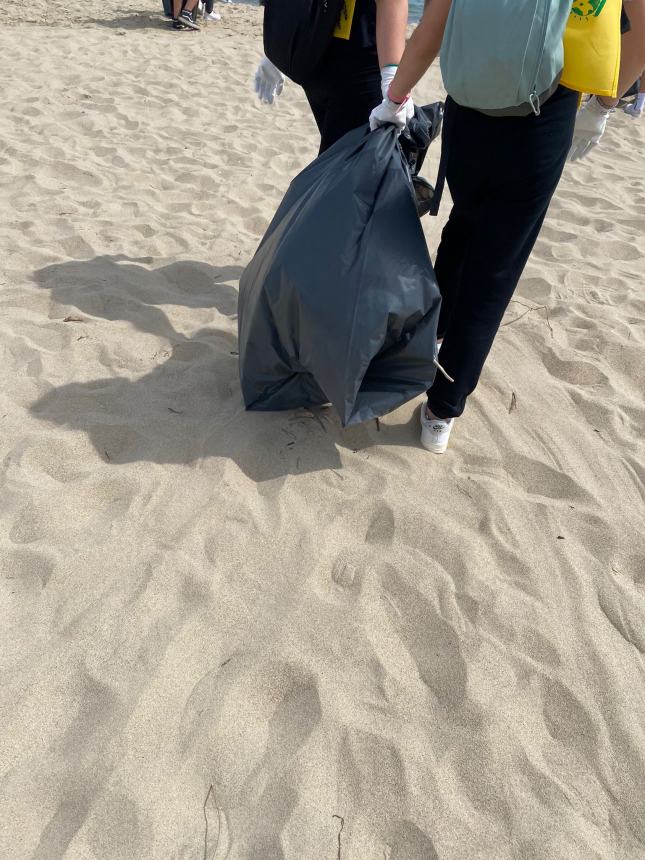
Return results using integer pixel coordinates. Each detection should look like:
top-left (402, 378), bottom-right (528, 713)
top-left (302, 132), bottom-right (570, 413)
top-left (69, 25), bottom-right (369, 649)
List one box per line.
top-left (571, 0), bottom-right (607, 17)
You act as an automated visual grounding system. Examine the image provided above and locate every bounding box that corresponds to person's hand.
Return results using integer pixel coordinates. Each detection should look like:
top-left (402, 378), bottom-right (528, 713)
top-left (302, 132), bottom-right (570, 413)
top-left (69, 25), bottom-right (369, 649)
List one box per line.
top-left (624, 101), bottom-right (643, 118)
top-left (369, 95), bottom-right (410, 133)
top-left (380, 65), bottom-right (415, 123)
top-left (405, 96), bottom-right (415, 124)
top-left (254, 57), bottom-right (285, 106)
top-left (568, 96), bottom-right (613, 162)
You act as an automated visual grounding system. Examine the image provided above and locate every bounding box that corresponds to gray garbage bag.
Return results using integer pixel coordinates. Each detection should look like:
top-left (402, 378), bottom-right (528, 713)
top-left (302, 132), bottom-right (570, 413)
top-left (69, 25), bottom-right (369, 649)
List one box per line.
top-left (237, 124), bottom-right (441, 427)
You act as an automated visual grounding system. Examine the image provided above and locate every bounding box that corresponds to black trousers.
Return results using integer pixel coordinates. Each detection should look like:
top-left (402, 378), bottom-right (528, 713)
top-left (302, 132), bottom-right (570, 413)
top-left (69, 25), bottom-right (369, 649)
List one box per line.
top-left (303, 47), bottom-right (381, 154)
top-left (427, 86), bottom-right (579, 420)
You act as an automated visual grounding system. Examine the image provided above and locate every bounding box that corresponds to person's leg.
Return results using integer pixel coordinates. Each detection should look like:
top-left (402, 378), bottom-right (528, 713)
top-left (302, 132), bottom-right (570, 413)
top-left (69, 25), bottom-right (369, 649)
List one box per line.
top-left (315, 50), bottom-right (382, 153)
top-left (603, 0), bottom-right (645, 102)
top-left (303, 87), bottom-right (330, 141)
top-left (175, 0), bottom-right (199, 28)
top-left (423, 98), bottom-right (482, 340)
top-left (625, 75), bottom-right (645, 114)
top-left (427, 86), bottom-right (579, 421)
top-left (433, 213), bottom-right (472, 338)
top-left (637, 76), bottom-right (645, 109)
top-left (203, 0), bottom-right (220, 20)
top-left (619, 0), bottom-right (645, 97)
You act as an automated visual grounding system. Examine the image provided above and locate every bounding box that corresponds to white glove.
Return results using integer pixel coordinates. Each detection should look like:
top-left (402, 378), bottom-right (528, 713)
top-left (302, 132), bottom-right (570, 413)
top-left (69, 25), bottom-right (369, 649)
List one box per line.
top-left (568, 96), bottom-right (613, 162)
top-left (380, 64), bottom-right (415, 123)
top-left (369, 96), bottom-right (410, 133)
top-left (254, 57), bottom-right (285, 106)
top-left (624, 101), bottom-right (643, 118)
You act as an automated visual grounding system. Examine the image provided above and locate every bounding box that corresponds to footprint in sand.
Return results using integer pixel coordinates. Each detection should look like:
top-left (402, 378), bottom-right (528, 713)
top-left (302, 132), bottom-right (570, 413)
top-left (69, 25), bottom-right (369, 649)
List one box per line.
top-left (385, 820), bottom-right (440, 860)
top-left (331, 552), bottom-right (363, 591)
top-left (542, 349), bottom-right (608, 387)
top-left (597, 579), bottom-right (645, 656)
top-left (327, 544), bottom-right (380, 599)
top-left (30, 669), bottom-right (126, 860)
top-left (86, 791), bottom-right (151, 860)
top-left (504, 453), bottom-right (591, 503)
top-left (596, 238), bottom-right (641, 262)
top-left (180, 656), bottom-right (322, 858)
top-left (365, 502), bottom-right (395, 546)
top-left (338, 732), bottom-right (439, 859)
top-left (8, 501), bottom-right (47, 545)
top-left (339, 729), bottom-right (407, 820)
top-left (517, 276), bottom-right (553, 304)
top-left (380, 570), bottom-right (468, 710)
top-left (541, 677), bottom-right (598, 754)
top-left (1, 547), bottom-right (56, 589)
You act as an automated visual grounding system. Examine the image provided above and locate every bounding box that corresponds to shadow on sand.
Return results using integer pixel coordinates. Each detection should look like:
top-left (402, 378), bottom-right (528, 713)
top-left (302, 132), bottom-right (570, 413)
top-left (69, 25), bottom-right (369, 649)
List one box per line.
top-left (31, 255), bottom-right (419, 482)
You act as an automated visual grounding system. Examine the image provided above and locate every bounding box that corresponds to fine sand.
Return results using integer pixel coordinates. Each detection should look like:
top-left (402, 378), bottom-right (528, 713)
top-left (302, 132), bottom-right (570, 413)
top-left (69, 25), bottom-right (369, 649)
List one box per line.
top-left (1, 5), bottom-right (644, 859)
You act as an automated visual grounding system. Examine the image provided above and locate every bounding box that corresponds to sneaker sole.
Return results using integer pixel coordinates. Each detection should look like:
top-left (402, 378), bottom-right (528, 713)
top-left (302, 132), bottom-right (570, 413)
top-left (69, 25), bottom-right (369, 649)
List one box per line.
top-left (420, 436), bottom-right (449, 454)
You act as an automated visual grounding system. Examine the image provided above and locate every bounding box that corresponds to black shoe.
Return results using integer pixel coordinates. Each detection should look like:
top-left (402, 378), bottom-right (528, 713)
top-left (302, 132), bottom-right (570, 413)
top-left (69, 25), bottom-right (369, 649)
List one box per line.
top-left (178, 9), bottom-right (199, 28)
top-left (172, 18), bottom-right (185, 28)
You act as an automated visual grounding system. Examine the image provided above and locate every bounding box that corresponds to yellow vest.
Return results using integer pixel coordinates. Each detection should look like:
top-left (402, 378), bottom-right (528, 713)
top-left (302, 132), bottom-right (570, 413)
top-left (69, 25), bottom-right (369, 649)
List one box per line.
top-left (561, 0), bottom-right (622, 97)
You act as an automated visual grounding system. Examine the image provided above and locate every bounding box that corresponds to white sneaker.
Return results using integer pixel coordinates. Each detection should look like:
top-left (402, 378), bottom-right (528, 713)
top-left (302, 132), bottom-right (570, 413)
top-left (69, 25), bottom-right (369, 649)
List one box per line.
top-left (420, 405), bottom-right (454, 454)
top-left (204, 9), bottom-right (220, 19)
top-left (624, 102), bottom-right (643, 118)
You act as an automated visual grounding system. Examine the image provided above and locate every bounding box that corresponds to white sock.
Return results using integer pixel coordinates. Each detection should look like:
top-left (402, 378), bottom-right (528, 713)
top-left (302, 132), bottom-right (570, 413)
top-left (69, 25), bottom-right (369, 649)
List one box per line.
top-left (635, 93), bottom-right (645, 112)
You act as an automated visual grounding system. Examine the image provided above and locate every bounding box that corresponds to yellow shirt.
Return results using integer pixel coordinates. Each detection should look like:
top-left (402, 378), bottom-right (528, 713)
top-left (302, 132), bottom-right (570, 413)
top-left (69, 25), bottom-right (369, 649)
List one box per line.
top-left (561, 0), bottom-right (623, 97)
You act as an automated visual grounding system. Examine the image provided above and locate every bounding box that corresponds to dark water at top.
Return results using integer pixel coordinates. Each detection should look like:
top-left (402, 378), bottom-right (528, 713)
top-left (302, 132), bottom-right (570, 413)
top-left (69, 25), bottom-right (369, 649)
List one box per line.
top-left (409, 0), bottom-right (423, 23)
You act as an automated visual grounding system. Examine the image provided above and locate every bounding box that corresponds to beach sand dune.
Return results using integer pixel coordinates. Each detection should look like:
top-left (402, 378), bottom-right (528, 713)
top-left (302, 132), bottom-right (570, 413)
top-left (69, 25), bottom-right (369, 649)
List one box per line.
top-left (1, 7), bottom-right (644, 859)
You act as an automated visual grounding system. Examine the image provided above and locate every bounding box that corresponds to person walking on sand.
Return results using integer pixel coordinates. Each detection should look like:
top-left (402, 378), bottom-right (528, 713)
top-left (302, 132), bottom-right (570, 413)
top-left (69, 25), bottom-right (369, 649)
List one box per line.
top-left (369, 0), bottom-right (643, 454)
top-left (624, 76), bottom-right (645, 115)
top-left (202, 0), bottom-right (221, 23)
top-left (173, 0), bottom-right (200, 30)
top-left (253, 0), bottom-right (412, 154)
top-left (569, 0), bottom-right (645, 156)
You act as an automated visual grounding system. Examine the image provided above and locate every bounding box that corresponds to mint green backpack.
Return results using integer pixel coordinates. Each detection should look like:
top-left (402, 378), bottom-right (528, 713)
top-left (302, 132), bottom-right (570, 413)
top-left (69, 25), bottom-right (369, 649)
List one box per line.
top-left (440, 0), bottom-right (573, 115)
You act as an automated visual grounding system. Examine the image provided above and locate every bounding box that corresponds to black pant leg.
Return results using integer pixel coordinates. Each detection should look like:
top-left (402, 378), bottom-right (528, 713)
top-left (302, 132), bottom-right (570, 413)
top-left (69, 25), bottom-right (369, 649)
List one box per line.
top-left (303, 88), bottom-right (329, 140)
top-left (304, 49), bottom-right (381, 154)
top-left (318, 63), bottom-right (381, 152)
top-left (428, 87), bottom-right (579, 419)
top-left (434, 210), bottom-right (472, 340)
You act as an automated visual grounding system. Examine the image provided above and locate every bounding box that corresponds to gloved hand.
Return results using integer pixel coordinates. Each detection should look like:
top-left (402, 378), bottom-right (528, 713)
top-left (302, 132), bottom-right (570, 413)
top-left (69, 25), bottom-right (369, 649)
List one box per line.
top-left (369, 95), bottom-right (410, 133)
top-left (568, 96), bottom-right (613, 162)
top-left (624, 101), bottom-right (643, 118)
top-left (380, 64), bottom-right (415, 123)
top-left (254, 56), bottom-right (285, 106)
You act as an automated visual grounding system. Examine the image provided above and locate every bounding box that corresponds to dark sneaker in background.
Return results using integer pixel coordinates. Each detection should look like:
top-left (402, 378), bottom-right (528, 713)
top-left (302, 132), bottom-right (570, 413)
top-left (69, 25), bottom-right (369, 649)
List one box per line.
top-left (177, 9), bottom-right (199, 29)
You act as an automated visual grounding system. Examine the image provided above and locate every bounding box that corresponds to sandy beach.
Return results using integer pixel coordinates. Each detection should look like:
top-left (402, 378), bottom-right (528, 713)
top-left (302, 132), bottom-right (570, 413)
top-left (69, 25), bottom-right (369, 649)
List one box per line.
top-left (1, 3), bottom-right (644, 858)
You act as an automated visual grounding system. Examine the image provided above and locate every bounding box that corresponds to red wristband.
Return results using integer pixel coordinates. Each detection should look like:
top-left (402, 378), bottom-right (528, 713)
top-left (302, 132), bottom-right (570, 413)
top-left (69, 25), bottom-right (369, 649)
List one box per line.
top-left (387, 87), bottom-right (410, 106)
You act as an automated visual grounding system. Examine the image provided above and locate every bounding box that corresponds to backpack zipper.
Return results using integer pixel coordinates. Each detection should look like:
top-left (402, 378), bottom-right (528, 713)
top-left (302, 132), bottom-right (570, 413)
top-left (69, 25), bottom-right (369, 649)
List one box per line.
top-left (529, 0), bottom-right (553, 116)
